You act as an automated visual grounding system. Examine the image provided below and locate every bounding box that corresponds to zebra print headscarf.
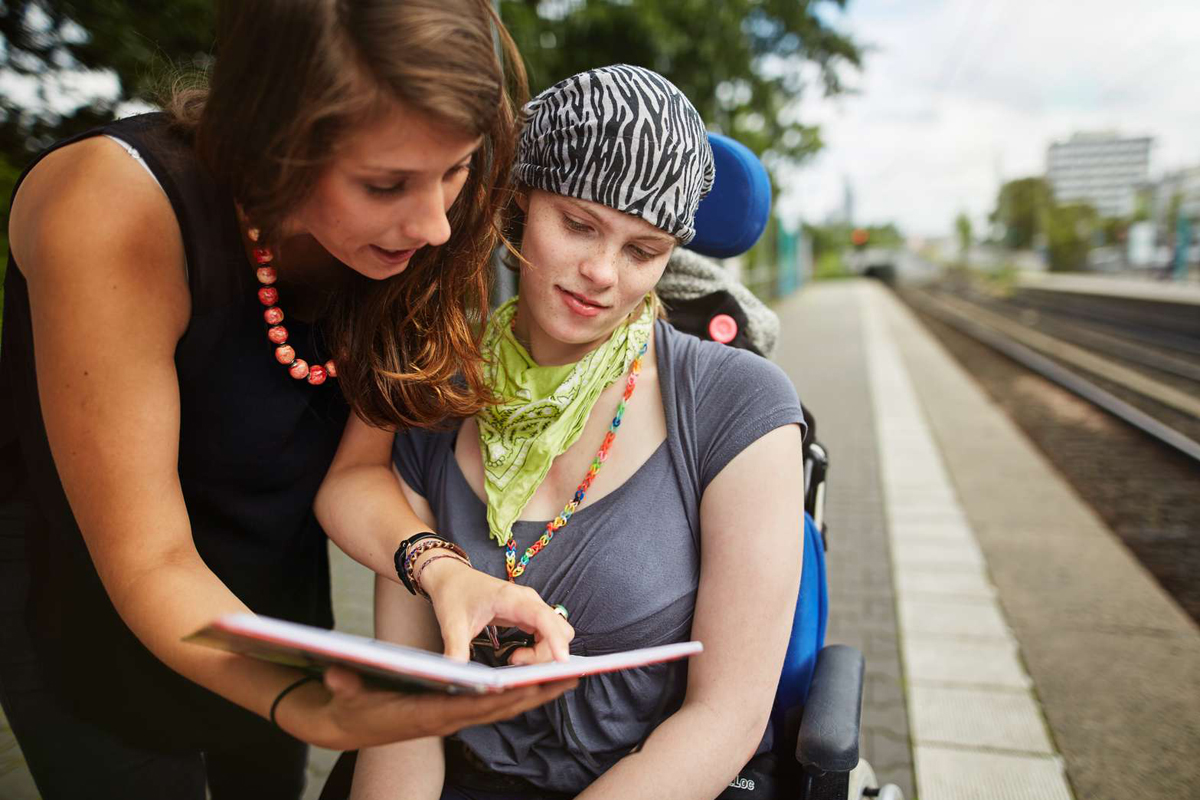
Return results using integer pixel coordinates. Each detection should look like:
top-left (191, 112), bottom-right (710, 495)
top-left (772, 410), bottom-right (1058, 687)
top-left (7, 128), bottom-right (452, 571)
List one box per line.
top-left (516, 64), bottom-right (715, 245)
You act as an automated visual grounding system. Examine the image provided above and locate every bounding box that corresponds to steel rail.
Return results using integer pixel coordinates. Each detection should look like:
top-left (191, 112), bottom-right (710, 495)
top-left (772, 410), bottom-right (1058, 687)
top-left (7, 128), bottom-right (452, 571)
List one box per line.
top-left (963, 293), bottom-right (1200, 383)
top-left (906, 290), bottom-right (1200, 465)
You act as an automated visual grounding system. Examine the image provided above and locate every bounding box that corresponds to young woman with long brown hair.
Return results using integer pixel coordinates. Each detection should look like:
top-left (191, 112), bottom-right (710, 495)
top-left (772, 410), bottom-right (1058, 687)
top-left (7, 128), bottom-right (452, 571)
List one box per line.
top-left (0, 2), bottom-right (571, 798)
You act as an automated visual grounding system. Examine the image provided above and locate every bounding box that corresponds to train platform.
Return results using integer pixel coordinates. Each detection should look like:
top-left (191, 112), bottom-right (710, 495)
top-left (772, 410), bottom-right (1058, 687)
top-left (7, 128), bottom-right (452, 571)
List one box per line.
top-left (777, 279), bottom-right (1200, 800)
top-left (3, 279), bottom-right (1198, 800)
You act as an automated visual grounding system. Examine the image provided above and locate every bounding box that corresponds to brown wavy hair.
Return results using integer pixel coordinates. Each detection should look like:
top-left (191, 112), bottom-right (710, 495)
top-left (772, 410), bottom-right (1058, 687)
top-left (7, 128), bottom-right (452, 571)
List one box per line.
top-left (169, 0), bottom-right (526, 429)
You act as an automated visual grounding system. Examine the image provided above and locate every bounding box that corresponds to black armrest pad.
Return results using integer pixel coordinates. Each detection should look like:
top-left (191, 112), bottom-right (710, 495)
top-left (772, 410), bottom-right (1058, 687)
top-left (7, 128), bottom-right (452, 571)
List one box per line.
top-left (795, 644), bottom-right (864, 773)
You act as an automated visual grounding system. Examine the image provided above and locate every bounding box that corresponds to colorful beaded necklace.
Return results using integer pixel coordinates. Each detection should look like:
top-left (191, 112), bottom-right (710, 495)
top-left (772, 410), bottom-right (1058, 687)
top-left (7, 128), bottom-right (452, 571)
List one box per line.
top-left (246, 226), bottom-right (337, 385)
top-left (505, 340), bottom-right (648, 581)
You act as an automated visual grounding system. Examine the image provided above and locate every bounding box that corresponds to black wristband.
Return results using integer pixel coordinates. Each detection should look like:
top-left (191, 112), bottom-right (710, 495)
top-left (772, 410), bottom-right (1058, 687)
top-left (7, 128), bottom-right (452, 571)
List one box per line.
top-left (270, 674), bottom-right (319, 729)
top-left (394, 531), bottom-right (443, 595)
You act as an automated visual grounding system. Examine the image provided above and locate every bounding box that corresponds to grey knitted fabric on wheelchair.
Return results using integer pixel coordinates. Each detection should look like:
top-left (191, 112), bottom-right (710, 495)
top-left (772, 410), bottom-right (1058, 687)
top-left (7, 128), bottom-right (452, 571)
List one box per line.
top-left (657, 247), bottom-right (781, 359)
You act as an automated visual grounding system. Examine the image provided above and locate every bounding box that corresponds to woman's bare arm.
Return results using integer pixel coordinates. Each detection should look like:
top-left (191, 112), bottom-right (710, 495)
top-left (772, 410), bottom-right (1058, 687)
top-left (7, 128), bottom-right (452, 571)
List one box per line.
top-left (576, 423), bottom-right (805, 800)
top-left (315, 416), bottom-right (435, 581)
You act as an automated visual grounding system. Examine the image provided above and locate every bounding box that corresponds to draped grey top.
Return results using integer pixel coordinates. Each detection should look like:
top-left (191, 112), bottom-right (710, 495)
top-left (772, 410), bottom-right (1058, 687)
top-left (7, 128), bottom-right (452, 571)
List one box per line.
top-left (392, 319), bottom-right (804, 792)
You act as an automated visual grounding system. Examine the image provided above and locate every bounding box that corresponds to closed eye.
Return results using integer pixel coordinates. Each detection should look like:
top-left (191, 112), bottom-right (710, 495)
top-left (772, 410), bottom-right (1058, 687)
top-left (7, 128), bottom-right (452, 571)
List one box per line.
top-left (563, 215), bottom-right (593, 234)
top-left (365, 181), bottom-right (406, 196)
top-left (628, 244), bottom-right (660, 262)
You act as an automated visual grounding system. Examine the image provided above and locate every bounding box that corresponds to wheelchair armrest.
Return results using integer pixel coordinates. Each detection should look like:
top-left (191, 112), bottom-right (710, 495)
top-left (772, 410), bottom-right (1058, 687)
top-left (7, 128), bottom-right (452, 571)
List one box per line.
top-left (795, 644), bottom-right (864, 774)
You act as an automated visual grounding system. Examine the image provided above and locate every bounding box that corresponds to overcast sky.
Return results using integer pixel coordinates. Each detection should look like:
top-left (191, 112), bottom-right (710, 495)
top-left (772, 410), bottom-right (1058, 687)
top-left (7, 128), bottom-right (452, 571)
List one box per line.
top-left (775, 0), bottom-right (1200, 238)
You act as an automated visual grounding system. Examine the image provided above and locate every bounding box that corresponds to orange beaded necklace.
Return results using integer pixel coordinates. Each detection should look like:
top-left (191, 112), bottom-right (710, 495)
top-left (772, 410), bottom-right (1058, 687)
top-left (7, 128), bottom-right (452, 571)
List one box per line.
top-left (246, 226), bottom-right (337, 385)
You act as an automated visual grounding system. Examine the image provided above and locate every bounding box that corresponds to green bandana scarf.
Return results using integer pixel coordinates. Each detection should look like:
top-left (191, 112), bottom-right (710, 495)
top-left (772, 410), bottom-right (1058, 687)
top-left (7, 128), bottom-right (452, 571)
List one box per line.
top-left (477, 295), bottom-right (655, 547)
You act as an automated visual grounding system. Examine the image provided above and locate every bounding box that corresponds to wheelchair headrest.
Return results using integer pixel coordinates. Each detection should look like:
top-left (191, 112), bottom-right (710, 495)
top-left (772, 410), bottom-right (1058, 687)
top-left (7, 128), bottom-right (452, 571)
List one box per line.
top-left (686, 132), bottom-right (773, 259)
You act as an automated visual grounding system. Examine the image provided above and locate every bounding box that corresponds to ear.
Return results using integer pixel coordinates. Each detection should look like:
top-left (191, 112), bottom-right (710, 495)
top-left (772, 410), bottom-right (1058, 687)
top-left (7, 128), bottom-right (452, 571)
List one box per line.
top-left (515, 188), bottom-right (530, 214)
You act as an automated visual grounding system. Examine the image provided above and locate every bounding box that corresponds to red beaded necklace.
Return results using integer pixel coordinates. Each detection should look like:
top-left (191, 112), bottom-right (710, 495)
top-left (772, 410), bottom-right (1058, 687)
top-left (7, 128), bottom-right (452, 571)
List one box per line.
top-left (246, 226), bottom-right (337, 385)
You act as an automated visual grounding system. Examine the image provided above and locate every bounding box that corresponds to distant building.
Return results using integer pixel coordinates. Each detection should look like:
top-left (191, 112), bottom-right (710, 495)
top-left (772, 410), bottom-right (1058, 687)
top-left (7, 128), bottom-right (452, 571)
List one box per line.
top-left (1148, 165), bottom-right (1200, 226)
top-left (1046, 132), bottom-right (1152, 218)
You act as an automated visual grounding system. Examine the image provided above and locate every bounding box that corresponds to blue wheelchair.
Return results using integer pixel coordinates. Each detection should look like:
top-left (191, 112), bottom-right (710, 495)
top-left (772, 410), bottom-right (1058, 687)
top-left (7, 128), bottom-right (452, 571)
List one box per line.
top-left (662, 132), bottom-right (903, 800)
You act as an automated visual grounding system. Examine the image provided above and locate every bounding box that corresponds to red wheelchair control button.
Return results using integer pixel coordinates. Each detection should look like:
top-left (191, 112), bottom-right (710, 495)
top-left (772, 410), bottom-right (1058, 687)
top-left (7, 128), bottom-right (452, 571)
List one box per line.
top-left (708, 313), bottom-right (738, 344)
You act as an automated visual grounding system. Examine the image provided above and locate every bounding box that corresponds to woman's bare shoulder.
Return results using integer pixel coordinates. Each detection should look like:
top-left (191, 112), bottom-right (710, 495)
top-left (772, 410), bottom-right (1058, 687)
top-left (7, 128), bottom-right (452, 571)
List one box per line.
top-left (8, 135), bottom-right (190, 336)
top-left (9, 136), bottom-right (186, 286)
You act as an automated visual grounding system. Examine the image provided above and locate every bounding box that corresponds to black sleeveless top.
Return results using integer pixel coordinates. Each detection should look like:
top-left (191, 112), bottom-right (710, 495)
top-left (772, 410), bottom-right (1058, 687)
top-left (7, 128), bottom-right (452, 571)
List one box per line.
top-left (0, 113), bottom-right (349, 749)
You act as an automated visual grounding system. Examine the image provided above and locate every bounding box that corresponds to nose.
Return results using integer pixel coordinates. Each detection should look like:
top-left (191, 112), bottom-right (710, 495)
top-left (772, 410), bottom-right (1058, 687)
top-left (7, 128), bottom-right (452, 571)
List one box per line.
top-left (401, 182), bottom-right (453, 248)
top-left (577, 242), bottom-right (619, 289)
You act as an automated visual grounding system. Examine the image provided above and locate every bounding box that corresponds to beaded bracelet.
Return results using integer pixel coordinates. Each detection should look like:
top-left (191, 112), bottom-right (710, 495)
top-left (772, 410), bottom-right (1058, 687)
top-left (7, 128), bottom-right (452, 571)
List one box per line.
top-left (413, 553), bottom-right (471, 599)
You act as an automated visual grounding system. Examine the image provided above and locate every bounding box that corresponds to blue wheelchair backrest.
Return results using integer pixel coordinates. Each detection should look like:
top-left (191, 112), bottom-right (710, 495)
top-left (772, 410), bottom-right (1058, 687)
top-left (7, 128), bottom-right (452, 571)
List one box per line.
top-left (687, 132), bottom-right (774, 259)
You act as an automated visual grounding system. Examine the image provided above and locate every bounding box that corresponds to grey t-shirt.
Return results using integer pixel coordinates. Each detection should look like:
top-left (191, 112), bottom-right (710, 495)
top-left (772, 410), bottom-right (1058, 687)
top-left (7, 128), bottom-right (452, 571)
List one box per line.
top-left (392, 319), bottom-right (804, 792)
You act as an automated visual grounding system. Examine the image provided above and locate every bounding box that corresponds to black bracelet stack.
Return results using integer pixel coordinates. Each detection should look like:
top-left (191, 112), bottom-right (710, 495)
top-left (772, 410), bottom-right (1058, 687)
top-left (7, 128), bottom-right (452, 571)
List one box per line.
top-left (394, 531), bottom-right (443, 595)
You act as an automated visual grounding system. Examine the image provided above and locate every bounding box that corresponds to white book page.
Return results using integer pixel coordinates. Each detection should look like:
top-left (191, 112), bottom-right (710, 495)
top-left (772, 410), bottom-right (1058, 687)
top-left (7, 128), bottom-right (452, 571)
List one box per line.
top-left (186, 613), bottom-right (702, 694)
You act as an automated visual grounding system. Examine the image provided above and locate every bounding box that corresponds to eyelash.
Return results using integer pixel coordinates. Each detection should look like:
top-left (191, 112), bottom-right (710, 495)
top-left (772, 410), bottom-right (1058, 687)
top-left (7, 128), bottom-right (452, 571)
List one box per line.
top-left (562, 215), bottom-right (658, 261)
top-left (563, 215), bottom-right (591, 233)
top-left (366, 182), bottom-right (406, 196)
top-left (365, 164), bottom-right (471, 196)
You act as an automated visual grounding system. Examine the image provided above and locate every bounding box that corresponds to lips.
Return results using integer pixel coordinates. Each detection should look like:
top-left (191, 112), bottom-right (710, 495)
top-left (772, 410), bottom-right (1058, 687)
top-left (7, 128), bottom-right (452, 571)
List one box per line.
top-left (559, 286), bottom-right (607, 308)
top-left (557, 286), bottom-right (609, 318)
top-left (371, 244), bottom-right (418, 266)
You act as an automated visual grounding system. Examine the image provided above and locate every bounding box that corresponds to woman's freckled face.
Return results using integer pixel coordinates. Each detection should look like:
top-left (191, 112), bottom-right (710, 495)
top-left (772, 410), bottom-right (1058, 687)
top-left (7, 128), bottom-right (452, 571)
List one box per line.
top-left (287, 99), bottom-right (482, 281)
top-left (515, 190), bottom-right (676, 365)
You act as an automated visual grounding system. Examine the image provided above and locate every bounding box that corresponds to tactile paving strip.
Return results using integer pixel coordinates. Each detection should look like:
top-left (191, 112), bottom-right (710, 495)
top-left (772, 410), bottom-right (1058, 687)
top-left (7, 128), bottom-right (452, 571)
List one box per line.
top-left (903, 637), bottom-right (1031, 689)
top-left (899, 598), bottom-right (1012, 639)
top-left (910, 685), bottom-right (1053, 753)
top-left (916, 746), bottom-right (1074, 800)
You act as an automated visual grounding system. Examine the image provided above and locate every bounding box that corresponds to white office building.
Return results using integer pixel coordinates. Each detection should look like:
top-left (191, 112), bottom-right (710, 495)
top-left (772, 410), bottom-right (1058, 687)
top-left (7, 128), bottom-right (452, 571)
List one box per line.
top-left (1046, 132), bottom-right (1152, 218)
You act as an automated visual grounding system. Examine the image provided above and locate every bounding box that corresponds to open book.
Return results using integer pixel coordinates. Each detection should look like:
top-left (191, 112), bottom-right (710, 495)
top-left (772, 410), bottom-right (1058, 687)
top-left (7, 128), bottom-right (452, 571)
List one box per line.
top-left (186, 613), bottom-right (702, 694)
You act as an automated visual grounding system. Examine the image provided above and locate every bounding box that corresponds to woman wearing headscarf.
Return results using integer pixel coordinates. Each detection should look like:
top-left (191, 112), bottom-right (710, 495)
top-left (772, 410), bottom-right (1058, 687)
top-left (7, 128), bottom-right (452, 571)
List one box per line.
top-left (321, 65), bottom-right (806, 799)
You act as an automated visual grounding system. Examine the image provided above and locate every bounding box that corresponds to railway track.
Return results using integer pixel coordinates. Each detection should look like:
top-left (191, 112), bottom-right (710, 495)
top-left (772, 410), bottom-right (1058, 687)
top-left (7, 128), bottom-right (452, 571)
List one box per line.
top-left (903, 286), bottom-right (1200, 464)
top-left (898, 280), bottom-right (1200, 622)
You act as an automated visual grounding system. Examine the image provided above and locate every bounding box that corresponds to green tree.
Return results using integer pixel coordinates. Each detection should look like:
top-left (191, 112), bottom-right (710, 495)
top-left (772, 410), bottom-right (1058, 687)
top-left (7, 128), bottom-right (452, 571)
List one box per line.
top-left (954, 211), bottom-right (972, 261)
top-left (989, 177), bottom-right (1052, 249)
top-left (500, 0), bottom-right (862, 168)
top-left (0, 1), bottom-right (214, 155)
top-left (1044, 202), bottom-right (1098, 272)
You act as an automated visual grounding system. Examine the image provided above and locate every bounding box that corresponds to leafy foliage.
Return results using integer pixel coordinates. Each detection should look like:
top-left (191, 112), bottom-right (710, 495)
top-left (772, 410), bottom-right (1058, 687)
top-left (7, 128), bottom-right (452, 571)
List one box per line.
top-left (0, 1), bottom-right (214, 152)
top-left (954, 211), bottom-right (971, 258)
top-left (0, 1), bottom-right (213, 245)
top-left (989, 177), bottom-right (1052, 250)
top-left (990, 176), bottom-right (1100, 271)
top-left (501, 0), bottom-right (861, 168)
top-left (1044, 202), bottom-right (1098, 272)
